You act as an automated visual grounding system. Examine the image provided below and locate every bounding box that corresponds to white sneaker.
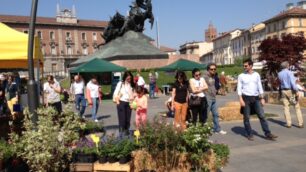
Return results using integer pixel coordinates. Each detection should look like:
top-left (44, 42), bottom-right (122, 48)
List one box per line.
top-left (94, 119), bottom-right (99, 122)
top-left (215, 130), bottom-right (227, 135)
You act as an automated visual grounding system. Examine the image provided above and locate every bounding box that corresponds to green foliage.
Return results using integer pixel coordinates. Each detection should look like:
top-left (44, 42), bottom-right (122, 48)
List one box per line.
top-left (116, 138), bottom-right (137, 159)
top-left (0, 139), bottom-right (14, 161)
top-left (74, 146), bottom-right (98, 155)
top-left (84, 120), bottom-right (104, 133)
top-left (181, 123), bottom-right (213, 163)
top-left (10, 105), bottom-right (84, 172)
top-left (211, 143), bottom-right (230, 168)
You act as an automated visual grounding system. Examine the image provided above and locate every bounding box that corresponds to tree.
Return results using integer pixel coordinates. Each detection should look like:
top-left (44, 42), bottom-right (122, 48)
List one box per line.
top-left (259, 32), bottom-right (306, 76)
top-left (258, 32), bottom-right (306, 91)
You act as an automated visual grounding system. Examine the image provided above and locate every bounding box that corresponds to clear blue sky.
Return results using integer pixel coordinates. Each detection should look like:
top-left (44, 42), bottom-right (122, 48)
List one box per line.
top-left (0, 0), bottom-right (300, 49)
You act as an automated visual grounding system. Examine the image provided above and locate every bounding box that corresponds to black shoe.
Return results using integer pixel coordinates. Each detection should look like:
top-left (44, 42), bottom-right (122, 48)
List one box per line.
top-left (266, 133), bottom-right (278, 141)
top-left (247, 136), bottom-right (254, 141)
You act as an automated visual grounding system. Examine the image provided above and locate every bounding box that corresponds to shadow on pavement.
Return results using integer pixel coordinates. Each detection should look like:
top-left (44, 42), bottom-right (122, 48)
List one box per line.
top-left (231, 126), bottom-right (266, 139)
top-left (104, 125), bottom-right (119, 131)
top-left (97, 115), bottom-right (111, 120)
top-left (267, 118), bottom-right (286, 127)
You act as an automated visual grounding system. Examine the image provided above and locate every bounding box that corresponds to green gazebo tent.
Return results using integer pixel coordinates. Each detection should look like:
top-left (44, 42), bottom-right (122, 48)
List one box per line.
top-left (70, 58), bottom-right (126, 73)
top-left (157, 59), bottom-right (206, 71)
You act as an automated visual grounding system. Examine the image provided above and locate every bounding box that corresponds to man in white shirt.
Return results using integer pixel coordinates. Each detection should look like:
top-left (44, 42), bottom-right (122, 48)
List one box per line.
top-left (44, 75), bottom-right (62, 114)
top-left (71, 75), bottom-right (86, 118)
top-left (237, 59), bottom-right (277, 141)
top-left (86, 78), bottom-right (100, 122)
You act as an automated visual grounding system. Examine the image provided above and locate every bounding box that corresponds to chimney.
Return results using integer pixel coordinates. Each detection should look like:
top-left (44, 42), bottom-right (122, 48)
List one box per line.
top-left (297, 1), bottom-right (306, 9)
top-left (286, 3), bottom-right (294, 10)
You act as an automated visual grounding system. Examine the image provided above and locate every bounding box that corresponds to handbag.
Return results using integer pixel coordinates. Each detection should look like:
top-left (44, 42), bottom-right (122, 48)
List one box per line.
top-left (112, 82), bottom-right (123, 103)
top-left (189, 95), bottom-right (202, 106)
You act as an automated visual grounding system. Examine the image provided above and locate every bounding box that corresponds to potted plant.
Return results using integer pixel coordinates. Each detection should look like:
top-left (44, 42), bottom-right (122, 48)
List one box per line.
top-left (98, 143), bottom-right (110, 163)
top-left (10, 106), bottom-right (84, 172)
top-left (72, 147), bottom-right (97, 163)
top-left (107, 142), bottom-right (119, 163)
top-left (117, 139), bottom-right (136, 164)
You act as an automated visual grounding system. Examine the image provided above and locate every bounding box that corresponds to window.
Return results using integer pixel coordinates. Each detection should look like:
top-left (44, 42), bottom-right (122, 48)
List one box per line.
top-left (282, 21), bottom-right (286, 29)
top-left (50, 31), bottom-right (55, 40)
top-left (51, 64), bottom-right (57, 72)
top-left (81, 33), bottom-right (86, 40)
top-left (67, 46), bottom-right (72, 55)
top-left (66, 32), bottom-right (71, 38)
top-left (82, 47), bottom-right (88, 55)
top-left (37, 31), bottom-right (42, 39)
top-left (93, 32), bottom-right (97, 41)
top-left (299, 18), bottom-right (303, 27)
top-left (51, 46), bottom-right (56, 55)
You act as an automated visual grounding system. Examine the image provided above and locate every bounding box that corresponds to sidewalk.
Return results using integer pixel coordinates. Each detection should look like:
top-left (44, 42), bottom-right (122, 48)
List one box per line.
top-left (80, 92), bottom-right (306, 172)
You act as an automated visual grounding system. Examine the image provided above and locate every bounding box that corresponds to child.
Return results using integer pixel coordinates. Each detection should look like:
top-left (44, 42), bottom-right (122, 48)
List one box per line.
top-left (133, 86), bottom-right (148, 129)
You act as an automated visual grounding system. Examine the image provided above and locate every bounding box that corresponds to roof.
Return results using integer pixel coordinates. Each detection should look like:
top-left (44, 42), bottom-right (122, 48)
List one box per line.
top-left (212, 29), bottom-right (242, 41)
top-left (159, 45), bottom-right (176, 52)
top-left (71, 31), bottom-right (168, 67)
top-left (264, 7), bottom-right (306, 24)
top-left (0, 14), bottom-right (108, 28)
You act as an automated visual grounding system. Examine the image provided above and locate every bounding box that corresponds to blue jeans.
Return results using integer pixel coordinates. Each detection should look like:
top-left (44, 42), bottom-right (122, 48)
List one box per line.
top-left (75, 94), bottom-right (86, 117)
top-left (149, 83), bottom-right (155, 98)
top-left (207, 98), bottom-right (221, 132)
top-left (242, 95), bottom-right (271, 137)
top-left (91, 98), bottom-right (99, 120)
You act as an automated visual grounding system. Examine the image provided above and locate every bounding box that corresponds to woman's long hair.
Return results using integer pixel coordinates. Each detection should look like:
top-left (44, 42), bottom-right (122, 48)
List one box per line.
top-left (175, 70), bottom-right (188, 85)
top-left (122, 71), bottom-right (135, 88)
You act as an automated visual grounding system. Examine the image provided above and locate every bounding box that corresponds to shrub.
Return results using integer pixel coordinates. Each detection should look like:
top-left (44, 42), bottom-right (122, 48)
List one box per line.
top-left (10, 105), bottom-right (84, 172)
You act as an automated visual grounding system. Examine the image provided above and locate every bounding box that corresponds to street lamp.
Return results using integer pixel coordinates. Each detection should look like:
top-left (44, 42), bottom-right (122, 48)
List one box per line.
top-left (27, 0), bottom-right (39, 125)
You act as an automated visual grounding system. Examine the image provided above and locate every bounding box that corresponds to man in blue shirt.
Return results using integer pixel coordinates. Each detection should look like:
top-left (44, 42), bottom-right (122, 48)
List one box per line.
top-left (237, 59), bottom-right (277, 141)
top-left (278, 61), bottom-right (304, 128)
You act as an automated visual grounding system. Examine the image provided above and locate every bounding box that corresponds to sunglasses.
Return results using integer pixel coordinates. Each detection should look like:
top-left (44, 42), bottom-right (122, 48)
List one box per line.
top-left (243, 65), bottom-right (249, 68)
top-left (209, 68), bottom-right (216, 71)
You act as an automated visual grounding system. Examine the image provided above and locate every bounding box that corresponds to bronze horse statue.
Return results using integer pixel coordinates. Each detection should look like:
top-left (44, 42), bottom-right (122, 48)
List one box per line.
top-left (102, 0), bottom-right (154, 43)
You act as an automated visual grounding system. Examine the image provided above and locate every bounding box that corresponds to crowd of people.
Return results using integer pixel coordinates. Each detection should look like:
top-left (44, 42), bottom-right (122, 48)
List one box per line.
top-left (1, 58), bottom-right (301, 142)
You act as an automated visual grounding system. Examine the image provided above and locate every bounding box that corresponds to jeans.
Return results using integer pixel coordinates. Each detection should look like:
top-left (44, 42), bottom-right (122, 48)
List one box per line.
top-left (191, 97), bottom-right (207, 124)
top-left (91, 98), bottom-right (99, 120)
top-left (207, 98), bottom-right (221, 132)
top-left (117, 101), bottom-right (132, 136)
top-left (149, 83), bottom-right (155, 98)
top-left (75, 94), bottom-right (86, 117)
top-left (242, 95), bottom-right (271, 136)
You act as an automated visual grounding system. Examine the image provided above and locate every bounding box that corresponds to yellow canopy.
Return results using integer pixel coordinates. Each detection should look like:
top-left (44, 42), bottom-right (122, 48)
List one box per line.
top-left (0, 22), bottom-right (43, 69)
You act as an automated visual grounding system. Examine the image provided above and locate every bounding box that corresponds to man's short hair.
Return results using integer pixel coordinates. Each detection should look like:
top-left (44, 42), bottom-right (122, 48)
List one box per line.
top-left (280, 61), bottom-right (289, 69)
top-left (207, 63), bottom-right (217, 71)
top-left (243, 58), bottom-right (253, 66)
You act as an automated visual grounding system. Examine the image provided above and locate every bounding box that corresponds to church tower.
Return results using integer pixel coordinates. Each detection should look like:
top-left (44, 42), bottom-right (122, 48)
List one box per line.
top-left (205, 22), bottom-right (217, 42)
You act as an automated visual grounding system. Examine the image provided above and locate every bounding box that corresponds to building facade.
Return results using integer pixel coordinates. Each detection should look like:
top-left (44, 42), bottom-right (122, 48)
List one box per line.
top-left (250, 23), bottom-right (265, 61)
top-left (179, 41), bottom-right (213, 57)
top-left (0, 6), bottom-right (107, 74)
top-left (264, 5), bottom-right (306, 39)
top-left (212, 29), bottom-right (242, 65)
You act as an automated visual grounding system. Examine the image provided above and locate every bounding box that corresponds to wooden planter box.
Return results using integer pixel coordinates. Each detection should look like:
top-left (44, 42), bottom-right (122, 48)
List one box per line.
top-left (70, 163), bottom-right (93, 172)
top-left (93, 162), bottom-right (131, 172)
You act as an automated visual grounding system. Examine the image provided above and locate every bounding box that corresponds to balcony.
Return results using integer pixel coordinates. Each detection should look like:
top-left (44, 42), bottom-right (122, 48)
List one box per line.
top-left (49, 39), bottom-right (58, 47)
top-left (81, 40), bottom-right (89, 48)
top-left (65, 37), bottom-right (74, 45)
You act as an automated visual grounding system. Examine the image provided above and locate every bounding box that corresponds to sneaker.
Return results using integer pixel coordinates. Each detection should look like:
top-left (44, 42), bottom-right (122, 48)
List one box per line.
top-left (94, 119), bottom-right (99, 122)
top-left (297, 124), bottom-right (304, 128)
top-left (215, 130), bottom-right (227, 135)
top-left (266, 133), bottom-right (278, 141)
top-left (285, 125), bottom-right (292, 128)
